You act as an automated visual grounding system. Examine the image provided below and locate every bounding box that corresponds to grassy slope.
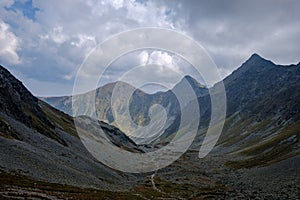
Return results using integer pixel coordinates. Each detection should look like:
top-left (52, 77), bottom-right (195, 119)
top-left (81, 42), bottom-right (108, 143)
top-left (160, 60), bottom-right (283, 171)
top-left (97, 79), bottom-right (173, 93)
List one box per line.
top-left (38, 100), bottom-right (78, 137)
top-left (225, 120), bottom-right (300, 169)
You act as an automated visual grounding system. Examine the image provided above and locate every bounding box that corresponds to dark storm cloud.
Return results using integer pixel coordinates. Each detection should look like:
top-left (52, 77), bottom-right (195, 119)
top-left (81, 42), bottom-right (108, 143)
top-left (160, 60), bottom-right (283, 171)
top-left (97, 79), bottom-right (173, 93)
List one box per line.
top-left (156, 0), bottom-right (300, 75)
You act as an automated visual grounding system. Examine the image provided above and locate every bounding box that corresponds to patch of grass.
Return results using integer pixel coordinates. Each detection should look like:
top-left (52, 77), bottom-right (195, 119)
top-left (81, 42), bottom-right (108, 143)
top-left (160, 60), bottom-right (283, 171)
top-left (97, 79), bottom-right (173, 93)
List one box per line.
top-left (133, 176), bottom-right (227, 200)
top-left (0, 116), bottom-right (19, 140)
top-left (39, 101), bottom-right (78, 137)
top-left (21, 103), bottom-right (68, 146)
top-left (241, 122), bottom-right (299, 156)
top-left (218, 115), bottom-right (253, 146)
top-left (226, 122), bottom-right (300, 169)
top-left (0, 170), bottom-right (142, 200)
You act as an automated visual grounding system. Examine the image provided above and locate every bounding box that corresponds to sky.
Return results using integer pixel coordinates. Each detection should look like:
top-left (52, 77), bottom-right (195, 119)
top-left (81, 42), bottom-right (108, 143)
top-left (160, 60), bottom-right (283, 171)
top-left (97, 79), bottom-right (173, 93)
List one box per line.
top-left (0, 0), bottom-right (299, 96)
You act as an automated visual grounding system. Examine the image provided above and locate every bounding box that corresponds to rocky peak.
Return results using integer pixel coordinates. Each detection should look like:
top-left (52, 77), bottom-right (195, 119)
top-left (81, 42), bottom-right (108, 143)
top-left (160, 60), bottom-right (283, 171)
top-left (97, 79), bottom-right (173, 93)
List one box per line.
top-left (243, 53), bottom-right (275, 68)
top-left (173, 75), bottom-right (208, 97)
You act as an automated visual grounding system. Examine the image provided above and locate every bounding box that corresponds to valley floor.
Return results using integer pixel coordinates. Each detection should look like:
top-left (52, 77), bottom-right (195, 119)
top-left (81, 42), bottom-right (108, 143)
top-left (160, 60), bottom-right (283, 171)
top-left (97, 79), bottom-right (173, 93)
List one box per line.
top-left (1, 151), bottom-right (299, 200)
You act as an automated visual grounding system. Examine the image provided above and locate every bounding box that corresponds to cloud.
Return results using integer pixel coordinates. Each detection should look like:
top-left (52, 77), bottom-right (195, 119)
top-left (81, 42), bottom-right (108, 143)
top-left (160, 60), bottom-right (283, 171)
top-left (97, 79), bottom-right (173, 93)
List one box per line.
top-left (0, 0), bottom-right (300, 96)
top-left (0, 0), bottom-right (14, 8)
top-left (99, 49), bottom-right (201, 93)
top-left (138, 50), bottom-right (149, 65)
top-left (0, 19), bottom-right (21, 65)
top-left (0, 0), bottom-right (181, 95)
top-left (159, 0), bottom-right (300, 70)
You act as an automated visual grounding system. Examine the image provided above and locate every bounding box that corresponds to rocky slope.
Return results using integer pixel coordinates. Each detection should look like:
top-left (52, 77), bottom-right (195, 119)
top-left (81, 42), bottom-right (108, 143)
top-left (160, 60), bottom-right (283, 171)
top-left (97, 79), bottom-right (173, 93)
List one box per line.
top-left (214, 54), bottom-right (300, 168)
top-left (0, 64), bottom-right (143, 192)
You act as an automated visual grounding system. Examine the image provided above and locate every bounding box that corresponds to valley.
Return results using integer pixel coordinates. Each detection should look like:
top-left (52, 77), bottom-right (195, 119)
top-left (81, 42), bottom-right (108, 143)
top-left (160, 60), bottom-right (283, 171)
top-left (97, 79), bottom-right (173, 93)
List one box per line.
top-left (0, 53), bottom-right (299, 199)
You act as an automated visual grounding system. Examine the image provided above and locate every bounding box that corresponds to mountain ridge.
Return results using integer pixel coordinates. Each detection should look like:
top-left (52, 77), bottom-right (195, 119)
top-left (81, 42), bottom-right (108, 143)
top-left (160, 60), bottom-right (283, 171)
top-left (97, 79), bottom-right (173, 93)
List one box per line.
top-left (42, 53), bottom-right (300, 146)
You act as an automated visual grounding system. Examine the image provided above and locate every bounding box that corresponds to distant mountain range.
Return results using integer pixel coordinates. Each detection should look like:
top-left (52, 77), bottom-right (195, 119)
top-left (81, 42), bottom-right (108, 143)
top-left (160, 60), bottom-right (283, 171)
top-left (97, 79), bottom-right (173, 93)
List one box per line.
top-left (1, 53), bottom-right (300, 199)
top-left (41, 74), bottom-right (209, 144)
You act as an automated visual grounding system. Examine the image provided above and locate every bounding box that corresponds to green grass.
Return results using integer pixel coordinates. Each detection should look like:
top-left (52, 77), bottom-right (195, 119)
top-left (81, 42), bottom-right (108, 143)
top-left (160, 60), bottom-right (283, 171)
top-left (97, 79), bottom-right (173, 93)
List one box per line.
top-left (226, 122), bottom-right (300, 169)
top-left (242, 122), bottom-right (299, 156)
top-left (21, 103), bottom-right (68, 145)
top-left (0, 170), bottom-right (143, 200)
top-left (39, 101), bottom-right (78, 137)
top-left (0, 116), bottom-right (19, 140)
top-left (218, 114), bottom-right (254, 147)
top-left (0, 170), bottom-right (229, 199)
top-left (132, 175), bottom-right (228, 200)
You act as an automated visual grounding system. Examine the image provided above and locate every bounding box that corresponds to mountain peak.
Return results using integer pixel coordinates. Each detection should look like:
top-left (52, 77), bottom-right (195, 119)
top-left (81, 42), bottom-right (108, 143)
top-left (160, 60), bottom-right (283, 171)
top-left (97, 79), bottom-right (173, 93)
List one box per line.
top-left (245, 53), bottom-right (273, 65)
top-left (171, 75), bottom-right (208, 97)
top-left (249, 53), bottom-right (262, 59)
top-left (235, 53), bottom-right (275, 74)
top-left (223, 53), bottom-right (276, 84)
top-left (183, 75), bottom-right (206, 88)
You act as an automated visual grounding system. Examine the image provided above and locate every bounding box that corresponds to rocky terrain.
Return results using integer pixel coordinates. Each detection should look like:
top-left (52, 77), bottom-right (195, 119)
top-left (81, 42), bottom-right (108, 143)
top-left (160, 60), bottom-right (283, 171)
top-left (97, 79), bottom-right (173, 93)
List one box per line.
top-left (1, 53), bottom-right (300, 199)
top-left (0, 64), bottom-right (146, 196)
